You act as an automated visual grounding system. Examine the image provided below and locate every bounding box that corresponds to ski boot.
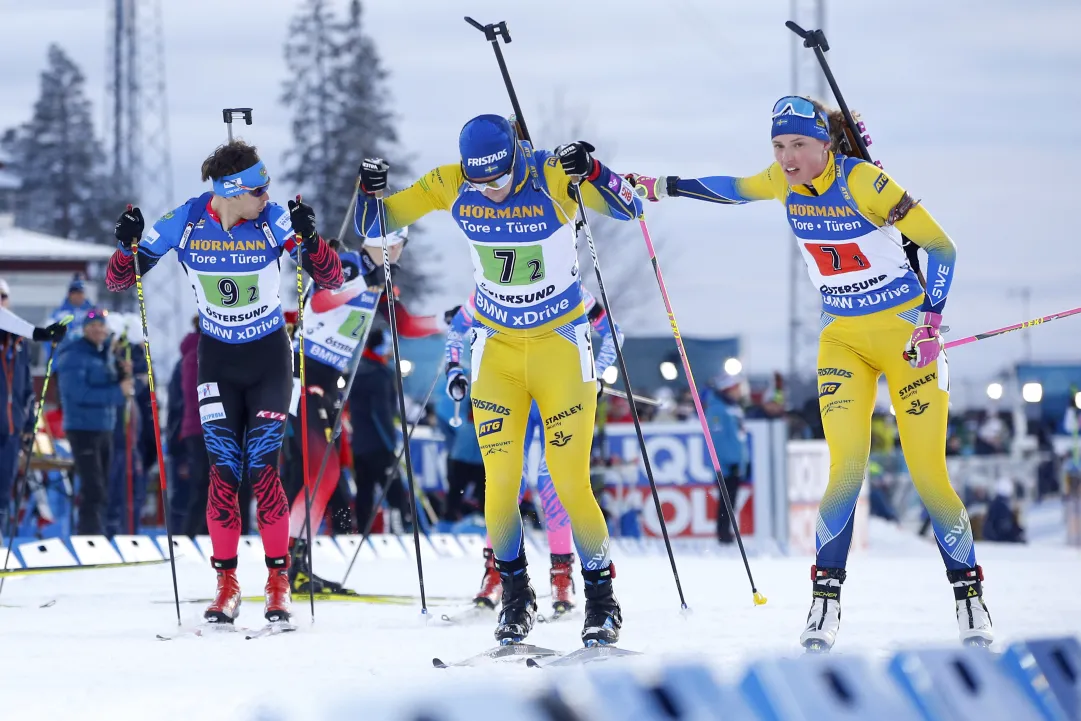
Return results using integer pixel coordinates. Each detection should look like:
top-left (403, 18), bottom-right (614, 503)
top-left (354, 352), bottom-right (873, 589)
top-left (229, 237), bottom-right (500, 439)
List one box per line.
top-left (493, 555), bottom-right (537, 644)
top-left (204, 556), bottom-right (241, 624)
top-left (801, 565), bottom-right (845, 653)
top-left (581, 564), bottom-right (621, 646)
top-left (949, 565), bottom-right (993, 647)
top-left (288, 538), bottom-right (351, 595)
top-left (264, 555), bottom-right (292, 623)
top-left (473, 547), bottom-right (502, 609)
top-left (550, 553), bottom-right (576, 617)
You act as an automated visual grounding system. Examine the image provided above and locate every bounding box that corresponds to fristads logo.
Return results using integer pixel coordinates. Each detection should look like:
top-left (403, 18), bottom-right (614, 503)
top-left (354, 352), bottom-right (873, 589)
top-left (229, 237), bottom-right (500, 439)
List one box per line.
top-left (466, 149), bottom-right (508, 167)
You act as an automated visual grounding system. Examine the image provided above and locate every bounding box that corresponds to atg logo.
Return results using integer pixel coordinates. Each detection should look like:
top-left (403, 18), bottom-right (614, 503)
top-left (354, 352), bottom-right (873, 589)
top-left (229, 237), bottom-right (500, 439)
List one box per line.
top-left (478, 418), bottom-right (503, 437)
top-left (819, 382), bottom-right (842, 397)
top-left (466, 149), bottom-right (508, 167)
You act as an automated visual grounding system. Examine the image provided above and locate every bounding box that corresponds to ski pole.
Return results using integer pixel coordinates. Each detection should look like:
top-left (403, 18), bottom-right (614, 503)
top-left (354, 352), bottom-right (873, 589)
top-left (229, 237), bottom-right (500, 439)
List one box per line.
top-left (0, 315), bottom-right (72, 602)
top-left (466, 16), bottom-right (689, 611)
top-left (602, 387), bottom-right (661, 407)
top-left (126, 218), bottom-right (182, 625)
top-left (375, 196), bottom-right (427, 616)
top-left (340, 363), bottom-right (442, 588)
top-left (123, 336), bottom-right (135, 535)
top-left (903, 305), bottom-right (1081, 362)
top-left (290, 195), bottom-right (318, 620)
top-left (638, 216), bottom-right (766, 605)
top-left (449, 401), bottom-right (462, 428)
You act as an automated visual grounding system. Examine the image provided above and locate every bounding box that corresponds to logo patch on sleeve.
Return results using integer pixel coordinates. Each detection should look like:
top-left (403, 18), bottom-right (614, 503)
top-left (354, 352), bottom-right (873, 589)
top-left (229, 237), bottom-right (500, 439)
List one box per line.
top-left (873, 173), bottom-right (889, 193)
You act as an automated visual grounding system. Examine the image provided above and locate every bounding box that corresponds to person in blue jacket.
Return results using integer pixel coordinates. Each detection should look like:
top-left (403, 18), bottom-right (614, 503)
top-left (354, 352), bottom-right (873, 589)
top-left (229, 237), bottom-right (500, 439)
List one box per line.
top-left (55, 308), bottom-right (133, 535)
top-left (701, 373), bottom-right (750, 544)
top-left (0, 319), bottom-right (35, 531)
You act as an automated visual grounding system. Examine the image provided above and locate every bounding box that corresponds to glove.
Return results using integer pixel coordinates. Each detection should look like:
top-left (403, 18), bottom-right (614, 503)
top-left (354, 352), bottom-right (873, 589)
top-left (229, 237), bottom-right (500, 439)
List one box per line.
top-left (596, 377), bottom-right (605, 401)
top-left (446, 363), bottom-right (468, 402)
top-left (114, 205), bottom-right (144, 247)
top-left (32, 321), bottom-right (68, 344)
top-left (444, 305), bottom-right (462, 326)
top-left (287, 196), bottom-right (318, 244)
top-left (556, 141), bottom-right (597, 178)
top-left (626, 174), bottom-right (670, 202)
top-left (359, 158), bottom-right (390, 196)
top-left (359, 248), bottom-right (397, 289)
top-left (904, 311), bottom-right (944, 368)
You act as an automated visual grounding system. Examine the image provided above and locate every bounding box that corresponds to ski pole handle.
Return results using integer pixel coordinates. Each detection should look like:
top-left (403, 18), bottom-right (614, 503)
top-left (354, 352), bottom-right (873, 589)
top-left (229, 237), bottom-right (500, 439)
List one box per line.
top-left (449, 401), bottom-right (462, 428)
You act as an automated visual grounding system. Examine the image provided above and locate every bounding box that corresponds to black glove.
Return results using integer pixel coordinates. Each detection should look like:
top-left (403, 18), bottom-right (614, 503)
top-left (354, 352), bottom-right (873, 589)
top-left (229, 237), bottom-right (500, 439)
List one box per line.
top-left (359, 247), bottom-right (398, 288)
top-left (287, 196), bottom-right (318, 244)
top-left (444, 305), bottom-right (462, 326)
top-left (556, 141), bottom-right (597, 178)
top-left (359, 158), bottom-right (390, 196)
top-left (446, 363), bottom-right (468, 402)
top-left (114, 206), bottom-right (144, 247)
top-left (32, 322), bottom-right (68, 344)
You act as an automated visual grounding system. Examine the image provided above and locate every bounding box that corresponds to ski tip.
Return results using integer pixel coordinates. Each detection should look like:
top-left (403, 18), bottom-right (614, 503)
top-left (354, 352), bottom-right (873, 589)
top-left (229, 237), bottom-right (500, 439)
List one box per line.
top-left (526, 658), bottom-right (543, 669)
top-left (753, 592), bottom-right (768, 606)
top-left (432, 658), bottom-right (448, 669)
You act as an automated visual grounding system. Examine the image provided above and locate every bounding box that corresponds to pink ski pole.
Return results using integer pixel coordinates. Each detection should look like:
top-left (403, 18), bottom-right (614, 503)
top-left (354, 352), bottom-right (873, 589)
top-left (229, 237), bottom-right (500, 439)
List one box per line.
top-left (903, 306), bottom-right (1081, 362)
top-left (637, 216), bottom-right (766, 606)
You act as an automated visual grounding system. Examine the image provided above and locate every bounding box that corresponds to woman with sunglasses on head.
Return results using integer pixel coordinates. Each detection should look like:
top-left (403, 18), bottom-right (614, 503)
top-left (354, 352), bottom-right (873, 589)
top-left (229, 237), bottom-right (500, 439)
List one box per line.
top-left (105, 140), bottom-right (343, 626)
top-left (629, 96), bottom-right (991, 652)
top-left (355, 114), bottom-right (642, 648)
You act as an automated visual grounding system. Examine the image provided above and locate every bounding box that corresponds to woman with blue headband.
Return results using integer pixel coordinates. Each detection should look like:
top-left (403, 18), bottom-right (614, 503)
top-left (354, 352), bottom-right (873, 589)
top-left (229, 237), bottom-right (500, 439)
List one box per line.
top-left (105, 140), bottom-right (343, 627)
top-left (629, 96), bottom-right (991, 652)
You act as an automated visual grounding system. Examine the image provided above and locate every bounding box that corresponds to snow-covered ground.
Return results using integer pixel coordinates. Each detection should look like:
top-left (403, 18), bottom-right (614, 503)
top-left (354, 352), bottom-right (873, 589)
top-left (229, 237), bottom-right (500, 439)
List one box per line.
top-left (0, 521), bottom-right (1077, 721)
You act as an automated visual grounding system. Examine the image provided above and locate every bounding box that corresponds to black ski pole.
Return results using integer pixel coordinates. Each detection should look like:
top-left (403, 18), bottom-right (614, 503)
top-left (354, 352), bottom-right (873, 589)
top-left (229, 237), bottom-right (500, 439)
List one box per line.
top-left (340, 363), bottom-right (441, 588)
top-left (0, 317), bottom-right (71, 601)
top-left (465, 17), bottom-right (689, 610)
top-left (375, 196), bottom-right (427, 616)
top-left (784, 21), bottom-right (924, 282)
top-left (128, 220), bottom-right (182, 625)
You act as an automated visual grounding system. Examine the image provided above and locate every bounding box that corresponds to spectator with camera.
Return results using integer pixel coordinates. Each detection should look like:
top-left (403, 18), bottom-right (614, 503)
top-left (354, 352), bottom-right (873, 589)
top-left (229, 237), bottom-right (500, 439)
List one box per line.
top-left (55, 308), bottom-right (133, 535)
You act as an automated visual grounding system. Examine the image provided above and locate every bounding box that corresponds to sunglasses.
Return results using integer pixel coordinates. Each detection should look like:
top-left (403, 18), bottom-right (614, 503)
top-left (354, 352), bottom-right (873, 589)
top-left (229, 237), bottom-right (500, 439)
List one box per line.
top-left (248, 183), bottom-right (270, 198)
top-left (85, 309), bottom-right (109, 322)
top-left (467, 172), bottom-right (513, 192)
top-left (772, 96), bottom-right (819, 120)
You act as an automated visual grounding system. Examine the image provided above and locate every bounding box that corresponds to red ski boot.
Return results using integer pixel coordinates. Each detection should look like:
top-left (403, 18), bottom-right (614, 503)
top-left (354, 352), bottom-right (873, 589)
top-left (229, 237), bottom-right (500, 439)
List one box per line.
top-left (264, 556), bottom-right (292, 623)
top-left (204, 557), bottom-right (241, 624)
top-left (473, 548), bottom-right (502, 609)
top-left (550, 553), bottom-right (576, 617)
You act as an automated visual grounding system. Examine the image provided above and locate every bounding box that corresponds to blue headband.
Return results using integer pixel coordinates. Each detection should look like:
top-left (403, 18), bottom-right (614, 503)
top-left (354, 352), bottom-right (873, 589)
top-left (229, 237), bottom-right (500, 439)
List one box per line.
top-left (770, 96), bottom-right (831, 143)
top-left (212, 160), bottom-right (269, 197)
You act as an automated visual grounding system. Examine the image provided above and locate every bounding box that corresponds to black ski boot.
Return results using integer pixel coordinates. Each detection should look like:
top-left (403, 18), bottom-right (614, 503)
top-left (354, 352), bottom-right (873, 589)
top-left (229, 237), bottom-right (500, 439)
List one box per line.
top-left (493, 555), bottom-right (537, 645)
top-left (288, 538), bottom-right (353, 595)
top-left (581, 564), bottom-right (621, 646)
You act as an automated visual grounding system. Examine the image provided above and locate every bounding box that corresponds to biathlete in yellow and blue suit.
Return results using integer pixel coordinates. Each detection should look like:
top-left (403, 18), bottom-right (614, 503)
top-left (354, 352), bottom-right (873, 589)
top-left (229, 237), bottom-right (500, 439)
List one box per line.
top-left (354, 115), bottom-right (643, 647)
top-left (630, 96), bottom-right (992, 651)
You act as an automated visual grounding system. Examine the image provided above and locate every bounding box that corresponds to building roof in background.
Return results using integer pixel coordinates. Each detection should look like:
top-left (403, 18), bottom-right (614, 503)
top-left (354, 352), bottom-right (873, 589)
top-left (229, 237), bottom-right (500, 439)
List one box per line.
top-left (0, 220), bottom-right (115, 261)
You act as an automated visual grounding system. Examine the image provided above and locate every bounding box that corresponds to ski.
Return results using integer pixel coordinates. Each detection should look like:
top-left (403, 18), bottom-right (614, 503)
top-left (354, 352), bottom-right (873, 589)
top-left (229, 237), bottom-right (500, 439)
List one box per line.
top-left (156, 622), bottom-right (250, 641)
top-left (537, 605), bottom-right (575, 624)
top-left (0, 560), bottom-right (166, 577)
top-left (158, 592), bottom-right (468, 606)
top-left (526, 645), bottom-right (642, 668)
top-left (245, 620), bottom-right (297, 640)
top-left (439, 602), bottom-right (495, 625)
top-left (433, 643), bottom-right (561, 669)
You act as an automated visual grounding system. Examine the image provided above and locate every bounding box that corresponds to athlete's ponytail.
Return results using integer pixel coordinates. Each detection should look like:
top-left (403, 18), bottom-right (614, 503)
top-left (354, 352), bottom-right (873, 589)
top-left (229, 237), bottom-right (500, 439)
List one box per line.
top-left (809, 98), bottom-right (862, 157)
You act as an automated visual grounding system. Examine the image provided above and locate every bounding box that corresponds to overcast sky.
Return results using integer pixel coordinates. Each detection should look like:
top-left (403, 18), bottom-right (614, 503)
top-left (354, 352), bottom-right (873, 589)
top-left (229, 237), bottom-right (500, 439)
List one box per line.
top-left (2, 0), bottom-right (1079, 399)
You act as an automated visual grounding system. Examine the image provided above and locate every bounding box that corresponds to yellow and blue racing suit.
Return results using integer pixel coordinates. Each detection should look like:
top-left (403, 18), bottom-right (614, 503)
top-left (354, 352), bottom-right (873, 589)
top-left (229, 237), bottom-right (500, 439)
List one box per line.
top-left (357, 142), bottom-right (642, 571)
top-left (672, 154), bottom-right (975, 573)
